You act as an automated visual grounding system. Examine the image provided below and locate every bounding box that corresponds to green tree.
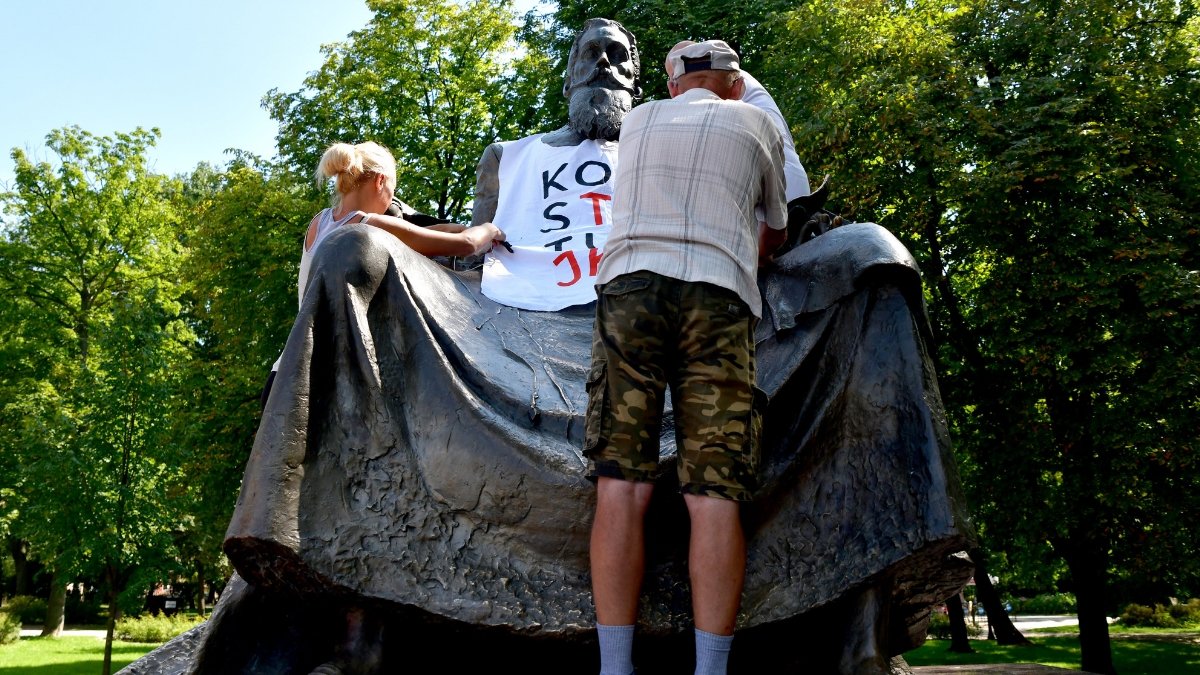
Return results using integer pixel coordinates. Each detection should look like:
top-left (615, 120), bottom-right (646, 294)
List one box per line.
top-left (0, 251), bottom-right (37, 601)
top-left (168, 157), bottom-right (321, 611)
top-left (0, 126), bottom-right (193, 675)
top-left (492, 7), bottom-right (564, 140)
top-left (264, 0), bottom-right (526, 220)
top-left (543, 0), bottom-right (794, 104)
top-left (770, 1), bottom-right (1200, 672)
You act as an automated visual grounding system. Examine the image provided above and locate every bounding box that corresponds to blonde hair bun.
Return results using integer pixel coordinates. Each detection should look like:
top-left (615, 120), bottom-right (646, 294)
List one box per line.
top-left (315, 141), bottom-right (398, 203)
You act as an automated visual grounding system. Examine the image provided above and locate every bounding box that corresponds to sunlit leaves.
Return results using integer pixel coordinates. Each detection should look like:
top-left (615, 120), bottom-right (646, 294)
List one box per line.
top-left (264, 0), bottom-right (524, 220)
top-left (770, 0), bottom-right (1200, 606)
top-left (0, 126), bottom-right (192, 603)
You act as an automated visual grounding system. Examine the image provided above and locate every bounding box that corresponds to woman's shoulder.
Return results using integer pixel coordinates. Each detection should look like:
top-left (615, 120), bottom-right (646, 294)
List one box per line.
top-left (304, 209), bottom-right (330, 251)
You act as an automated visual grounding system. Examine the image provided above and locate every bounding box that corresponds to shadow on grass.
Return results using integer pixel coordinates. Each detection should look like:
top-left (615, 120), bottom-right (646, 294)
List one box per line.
top-left (1112, 638), bottom-right (1200, 674)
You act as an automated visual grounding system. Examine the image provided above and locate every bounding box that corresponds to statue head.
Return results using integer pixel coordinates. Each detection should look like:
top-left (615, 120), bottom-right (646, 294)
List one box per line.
top-left (561, 18), bottom-right (641, 141)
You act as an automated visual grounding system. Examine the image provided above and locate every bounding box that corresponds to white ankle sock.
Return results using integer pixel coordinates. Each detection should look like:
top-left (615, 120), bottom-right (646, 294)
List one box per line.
top-left (597, 623), bottom-right (635, 675)
top-left (694, 627), bottom-right (733, 675)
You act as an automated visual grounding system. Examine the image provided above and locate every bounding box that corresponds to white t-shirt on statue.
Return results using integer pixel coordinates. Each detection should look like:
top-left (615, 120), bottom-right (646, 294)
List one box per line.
top-left (481, 134), bottom-right (619, 311)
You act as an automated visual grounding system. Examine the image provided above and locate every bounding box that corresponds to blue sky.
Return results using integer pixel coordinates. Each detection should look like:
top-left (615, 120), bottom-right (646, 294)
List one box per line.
top-left (0, 0), bottom-right (375, 188)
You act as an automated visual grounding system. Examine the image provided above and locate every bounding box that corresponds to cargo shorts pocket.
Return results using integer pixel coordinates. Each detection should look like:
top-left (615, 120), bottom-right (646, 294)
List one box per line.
top-left (583, 359), bottom-right (608, 456)
top-left (749, 384), bottom-right (768, 479)
top-left (598, 272), bottom-right (653, 298)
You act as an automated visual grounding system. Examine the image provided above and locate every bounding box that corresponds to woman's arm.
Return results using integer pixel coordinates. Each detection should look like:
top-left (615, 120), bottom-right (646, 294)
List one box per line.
top-left (360, 213), bottom-right (503, 257)
top-left (425, 222), bottom-right (466, 234)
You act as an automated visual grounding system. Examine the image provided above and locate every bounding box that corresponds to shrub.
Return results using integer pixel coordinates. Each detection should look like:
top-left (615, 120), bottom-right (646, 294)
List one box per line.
top-left (927, 611), bottom-right (951, 637)
top-left (1, 595), bottom-right (48, 624)
top-left (1168, 598), bottom-right (1200, 625)
top-left (1120, 603), bottom-right (1167, 627)
top-left (926, 609), bottom-right (984, 639)
top-left (116, 614), bottom-right (205, 643)
top-left (1121, 599), bottom-right (1200, 628)
top-left (1010, 592), bottom-right (1076, 614)
top-left (0, 611), bottom-right (21, 645)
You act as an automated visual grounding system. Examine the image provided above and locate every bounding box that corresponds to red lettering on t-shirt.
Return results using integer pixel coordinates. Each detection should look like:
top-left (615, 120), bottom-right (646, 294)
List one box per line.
top-left (589, 247), bottom-right (603, 276)
top-left (579, 192), bottom-right (612, 226)
top-left (554, 250), bottom-right (582, 286)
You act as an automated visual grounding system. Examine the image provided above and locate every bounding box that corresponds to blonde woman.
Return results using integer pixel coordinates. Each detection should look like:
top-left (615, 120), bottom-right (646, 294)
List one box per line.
top-left (262, 141), bottom-right (505, 407)
top-left (304, 140), bottom-right (503, 268)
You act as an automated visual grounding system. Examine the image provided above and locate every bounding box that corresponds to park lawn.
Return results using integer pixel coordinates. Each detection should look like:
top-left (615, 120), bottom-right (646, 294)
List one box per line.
top-left (907, 635), bottom-right (1200, 674)
top-left (0, 635), bottom-right (157, 674)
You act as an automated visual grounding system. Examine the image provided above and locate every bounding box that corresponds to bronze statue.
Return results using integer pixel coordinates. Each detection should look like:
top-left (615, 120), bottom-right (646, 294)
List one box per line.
top-left (472, 18), bottom-right (641, 229)
top-left (125, 18), bottom-right (973, 675)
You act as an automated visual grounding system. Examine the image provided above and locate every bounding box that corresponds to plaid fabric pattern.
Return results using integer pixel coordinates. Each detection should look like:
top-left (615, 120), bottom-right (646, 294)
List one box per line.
top-left (597, 87), bottom-right (787, 318)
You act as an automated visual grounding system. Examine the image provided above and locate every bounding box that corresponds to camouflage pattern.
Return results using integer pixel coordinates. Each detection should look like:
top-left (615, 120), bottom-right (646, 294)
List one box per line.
top-left (584, 271), bottom-right (760, 501)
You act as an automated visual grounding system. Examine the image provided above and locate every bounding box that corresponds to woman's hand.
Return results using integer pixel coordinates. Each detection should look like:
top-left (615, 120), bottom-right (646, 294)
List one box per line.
top-left (465, 223), bottom-right (506, 256)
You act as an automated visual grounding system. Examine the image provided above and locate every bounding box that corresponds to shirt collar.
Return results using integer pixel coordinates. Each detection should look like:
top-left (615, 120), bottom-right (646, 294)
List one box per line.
top-left (675, 87), bottom-right (722, 102)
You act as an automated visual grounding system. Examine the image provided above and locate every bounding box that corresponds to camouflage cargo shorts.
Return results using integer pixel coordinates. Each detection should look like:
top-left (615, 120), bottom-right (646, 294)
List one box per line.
top-left (584, 271), bottom-right (761, 501)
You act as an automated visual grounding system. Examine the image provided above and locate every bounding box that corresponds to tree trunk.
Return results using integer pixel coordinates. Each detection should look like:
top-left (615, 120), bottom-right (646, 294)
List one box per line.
top-left (197, 563), bottom-right (207, 617)
top-left (945, 594), bottom-right (974, 653)
top-left (103, 586), bottom-right (117, 675)
top-left (971, 547), bottom-right (1031, 645)
top-left (1046, 380), bottom-right (1115, 674)
top-left (8, 538), bottom-right (31, 597)
top-left (101, 564), bottom-right (126, 675)
top-left (41, 575), bottom-right (66, 637)
top-left (1067, 544), bottom-right (1117, 675)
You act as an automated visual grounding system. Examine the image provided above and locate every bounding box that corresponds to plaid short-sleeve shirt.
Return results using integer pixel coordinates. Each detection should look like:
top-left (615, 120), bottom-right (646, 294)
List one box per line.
top-left (597, 87), bottom-right (787, 318)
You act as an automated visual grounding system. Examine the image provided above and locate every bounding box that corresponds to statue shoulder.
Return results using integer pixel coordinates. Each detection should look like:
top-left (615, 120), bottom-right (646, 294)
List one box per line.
top-left (541, 125), bottom-right (587, 148)
top-left (478, 141), bottom-right (504, 169)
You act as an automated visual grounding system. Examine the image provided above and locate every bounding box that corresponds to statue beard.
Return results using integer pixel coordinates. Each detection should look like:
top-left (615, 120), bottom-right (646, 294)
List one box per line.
top-left (568, 86), bottom-right (633, 142)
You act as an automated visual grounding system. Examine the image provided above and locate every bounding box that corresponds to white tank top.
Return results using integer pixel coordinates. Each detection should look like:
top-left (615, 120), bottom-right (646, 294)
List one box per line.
top-left (272, 208), bottom-right (365, 372)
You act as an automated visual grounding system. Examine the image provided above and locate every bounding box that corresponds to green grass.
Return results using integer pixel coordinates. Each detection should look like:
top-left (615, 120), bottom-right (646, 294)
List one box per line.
top-left (1025, 623), bottom-right (1200, 636)
top-left (0, 635), bottom-right (157, 674)
top-left (908, 634), bottom-right (1200, 674)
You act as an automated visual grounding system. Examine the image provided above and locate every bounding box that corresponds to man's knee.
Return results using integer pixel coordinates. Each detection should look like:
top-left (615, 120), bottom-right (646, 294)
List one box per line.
top-left (683, 492), bottom-right (742, 525)
top-left (596, 476), bottom-right (655, 513)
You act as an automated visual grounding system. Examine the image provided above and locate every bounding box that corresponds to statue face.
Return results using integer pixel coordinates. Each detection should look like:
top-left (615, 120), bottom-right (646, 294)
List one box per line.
top-left (565, 23), bottom-right (638, 98)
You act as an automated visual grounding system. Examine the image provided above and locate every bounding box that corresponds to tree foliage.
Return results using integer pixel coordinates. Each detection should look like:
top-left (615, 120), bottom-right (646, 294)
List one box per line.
top-left (769, 1), bottom-right (1200, 671)
top-left (0, 126), bottom-right (193, 672)
top-left (264, 0), bottom-right (528, 220)
top-left (168, 157), bottom-right (322, 604)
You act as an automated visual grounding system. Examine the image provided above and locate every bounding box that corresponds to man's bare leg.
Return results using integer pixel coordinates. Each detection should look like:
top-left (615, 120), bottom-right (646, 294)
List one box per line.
top-left (684, 493), bottom-right (745, 634)
top-left (685, 493), bottom-right (745, 675)
top-left (592, 477), bottom-right (655, 674)
top-left (591, 477), bottom-right (656, 623)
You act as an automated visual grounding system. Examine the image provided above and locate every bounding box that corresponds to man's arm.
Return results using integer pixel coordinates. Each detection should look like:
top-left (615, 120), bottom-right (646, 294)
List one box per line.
top-left (757, 111), bottom-right (789, 263)
top-left (759, 221), bottom-right (787, 262)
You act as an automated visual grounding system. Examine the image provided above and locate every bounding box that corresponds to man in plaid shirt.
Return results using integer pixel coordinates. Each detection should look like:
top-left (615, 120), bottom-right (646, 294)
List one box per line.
top-left (584, 39), bottom-right (788, 675)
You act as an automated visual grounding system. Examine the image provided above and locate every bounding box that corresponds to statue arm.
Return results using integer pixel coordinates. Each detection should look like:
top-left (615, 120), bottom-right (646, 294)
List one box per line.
top-left (471, 143), bottom-right (504, 227)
